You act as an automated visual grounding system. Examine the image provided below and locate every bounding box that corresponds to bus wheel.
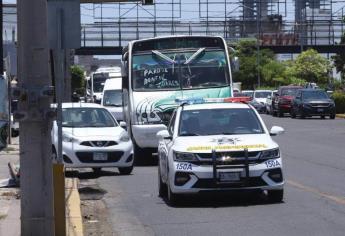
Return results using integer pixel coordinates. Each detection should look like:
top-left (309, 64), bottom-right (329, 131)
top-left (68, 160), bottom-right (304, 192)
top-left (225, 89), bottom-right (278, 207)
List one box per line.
top-left (133, 142), bottom-right (155, 166)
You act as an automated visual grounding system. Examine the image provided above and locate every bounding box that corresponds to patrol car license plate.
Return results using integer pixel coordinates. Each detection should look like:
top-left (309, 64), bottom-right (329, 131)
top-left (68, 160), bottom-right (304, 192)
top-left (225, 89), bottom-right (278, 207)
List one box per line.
top-left (93, 152), bottom-right (108, 161)
top-left (219, 172), bottom-right (240, 182)
top-left (317, 108), bottom-right (324, 112)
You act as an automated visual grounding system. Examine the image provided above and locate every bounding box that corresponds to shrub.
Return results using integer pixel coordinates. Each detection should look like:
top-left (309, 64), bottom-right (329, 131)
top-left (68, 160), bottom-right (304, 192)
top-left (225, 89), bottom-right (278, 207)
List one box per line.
top-left (332, 91), bottom-right (345, 113)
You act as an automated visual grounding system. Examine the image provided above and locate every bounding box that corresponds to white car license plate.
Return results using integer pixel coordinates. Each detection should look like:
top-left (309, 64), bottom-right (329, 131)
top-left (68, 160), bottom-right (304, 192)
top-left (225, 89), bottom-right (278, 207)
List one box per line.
top-left (93, 152), bottom-right (108, 161)
top-left (317, 108), bottom-right (324, 112)
top-left (219, 172), bottom-right (240, 182)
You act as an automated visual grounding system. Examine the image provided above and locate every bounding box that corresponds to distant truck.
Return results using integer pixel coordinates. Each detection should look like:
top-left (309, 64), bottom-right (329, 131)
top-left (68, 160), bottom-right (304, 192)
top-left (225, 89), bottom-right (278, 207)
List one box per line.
top-left (87, 66), bottom-right (122, 103)
top-left (0, 75), bottom-right (9, 151)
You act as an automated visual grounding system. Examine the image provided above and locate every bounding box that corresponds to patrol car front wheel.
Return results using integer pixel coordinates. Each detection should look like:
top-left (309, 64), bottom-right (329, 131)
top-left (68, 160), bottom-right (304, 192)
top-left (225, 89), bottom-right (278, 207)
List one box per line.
top-left (158, 168), bottom-right (167, 197)
top-left (167, 183), bottom-right (180, 206)
top-left (267, 189), bottom-right (284, 203)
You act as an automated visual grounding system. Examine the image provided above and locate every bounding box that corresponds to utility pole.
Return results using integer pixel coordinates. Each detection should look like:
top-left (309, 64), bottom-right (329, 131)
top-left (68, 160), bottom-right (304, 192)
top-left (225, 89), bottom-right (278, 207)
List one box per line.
top-left (17, 0), bottom-right (55, 235)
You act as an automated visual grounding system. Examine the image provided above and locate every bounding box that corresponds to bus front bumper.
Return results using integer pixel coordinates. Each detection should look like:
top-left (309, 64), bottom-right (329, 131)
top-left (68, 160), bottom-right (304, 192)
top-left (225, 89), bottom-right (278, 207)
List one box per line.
top-left (132, 124), bottom-right (167, 148)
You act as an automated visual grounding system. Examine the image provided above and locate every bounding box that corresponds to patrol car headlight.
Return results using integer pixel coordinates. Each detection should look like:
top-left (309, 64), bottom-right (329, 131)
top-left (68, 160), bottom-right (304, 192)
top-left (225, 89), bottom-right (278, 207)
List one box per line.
top-left (260, 148), bottom-right (280, 160)
top-left (173, 151), bottom-right (198, 162)
top-left (62, 133), bottom-right (78, 143)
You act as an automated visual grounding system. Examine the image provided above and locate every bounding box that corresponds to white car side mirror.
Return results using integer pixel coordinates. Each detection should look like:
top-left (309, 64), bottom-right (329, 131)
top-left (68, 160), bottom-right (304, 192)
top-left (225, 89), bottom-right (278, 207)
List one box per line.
top-left (119, 121), bottom-right (126, 128)
top-left (157, 130), bottom-right (171, 140)
top-left (270, 126), bottom-right (285, 136)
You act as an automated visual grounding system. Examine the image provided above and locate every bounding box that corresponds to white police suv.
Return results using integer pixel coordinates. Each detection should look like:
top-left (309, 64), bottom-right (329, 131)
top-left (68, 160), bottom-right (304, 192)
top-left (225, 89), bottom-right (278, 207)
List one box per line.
top-left (157, 98), bottom-right (285, 205)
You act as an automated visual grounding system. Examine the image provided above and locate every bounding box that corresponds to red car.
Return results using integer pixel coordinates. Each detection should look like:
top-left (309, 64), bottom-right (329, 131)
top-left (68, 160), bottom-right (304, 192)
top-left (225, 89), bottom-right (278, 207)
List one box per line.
top-left (271, 86), bottom-right (303, 117)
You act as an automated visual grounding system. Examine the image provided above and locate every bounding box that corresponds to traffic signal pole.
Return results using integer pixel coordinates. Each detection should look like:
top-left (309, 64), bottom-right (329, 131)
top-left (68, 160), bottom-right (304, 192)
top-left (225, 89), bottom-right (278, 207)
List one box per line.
top-left (17, 0), bottom-right (55, 235)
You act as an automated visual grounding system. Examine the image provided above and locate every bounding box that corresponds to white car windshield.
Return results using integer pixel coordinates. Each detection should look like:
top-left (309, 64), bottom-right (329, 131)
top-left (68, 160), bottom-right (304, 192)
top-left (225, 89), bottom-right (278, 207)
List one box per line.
top-left (178, 108), bottom-right (264, 136)
top-left (62, 108), bottom-right (117, 128)
top-left (103, 90), bottom-right (122, 107)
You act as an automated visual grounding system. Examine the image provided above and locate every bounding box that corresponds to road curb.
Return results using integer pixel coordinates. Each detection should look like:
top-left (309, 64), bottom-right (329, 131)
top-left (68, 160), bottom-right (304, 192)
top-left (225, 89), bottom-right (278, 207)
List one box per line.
top-left (65, 178), bottom-right (84, 236)
top-left (336, 114), bottom-right (345, 118)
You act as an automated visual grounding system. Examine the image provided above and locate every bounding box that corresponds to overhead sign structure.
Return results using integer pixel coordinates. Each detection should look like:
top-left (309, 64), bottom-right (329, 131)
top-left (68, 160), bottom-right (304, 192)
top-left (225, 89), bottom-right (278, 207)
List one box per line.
top-left (48, 0), bottom-right (81, 49)
top-left (80, 0), bottom-right (153, 4)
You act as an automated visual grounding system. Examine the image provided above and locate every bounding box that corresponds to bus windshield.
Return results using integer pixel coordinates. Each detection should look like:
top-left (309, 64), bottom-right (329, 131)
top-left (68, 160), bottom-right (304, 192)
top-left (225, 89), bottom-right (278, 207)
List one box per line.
top-left (93, 73), bottom-right (108, 93)
top-left (132, 49), bottom-right (229, 91)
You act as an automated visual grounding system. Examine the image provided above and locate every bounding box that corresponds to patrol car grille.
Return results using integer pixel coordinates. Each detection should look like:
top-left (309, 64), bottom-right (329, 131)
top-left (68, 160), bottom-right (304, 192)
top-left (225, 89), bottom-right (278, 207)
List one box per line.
top-left (192, 177), bottom-right (267, 188)
top-left (196, 151), bottom-right (260, 159)
top-left (193, 151), bottom-right (262, 166)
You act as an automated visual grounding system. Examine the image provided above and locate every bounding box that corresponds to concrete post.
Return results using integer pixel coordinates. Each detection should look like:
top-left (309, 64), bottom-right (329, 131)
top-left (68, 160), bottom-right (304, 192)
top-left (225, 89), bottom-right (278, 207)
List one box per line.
top-left (17, 0), bottom-right (55, 235)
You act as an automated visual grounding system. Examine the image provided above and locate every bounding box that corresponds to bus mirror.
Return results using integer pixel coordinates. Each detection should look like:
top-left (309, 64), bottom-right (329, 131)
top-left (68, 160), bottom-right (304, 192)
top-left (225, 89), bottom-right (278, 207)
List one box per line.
top-left (122, 76), bottom-right (129, 89)
top-left (122, 51), bottom-right (128, 61)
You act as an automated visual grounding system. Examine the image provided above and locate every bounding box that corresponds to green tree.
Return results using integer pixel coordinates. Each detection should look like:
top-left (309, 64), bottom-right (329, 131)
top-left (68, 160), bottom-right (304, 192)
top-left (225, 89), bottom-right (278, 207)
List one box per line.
top-left (70, 65), bottom-right (85, 94)
top-left (261, 60), bottom-right (286, 87)
top-left (232, 39), bottom-right (275, 89)
top-left (289, 49), bottom-right (331, 84)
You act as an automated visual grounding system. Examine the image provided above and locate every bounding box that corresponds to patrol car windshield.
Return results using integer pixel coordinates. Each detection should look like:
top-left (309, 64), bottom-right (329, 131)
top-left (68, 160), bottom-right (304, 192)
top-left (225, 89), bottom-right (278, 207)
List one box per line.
top-left (132, 49), bottom-right (228, 91)
top-left (178, 108), bottom-right (264, 136)
top-left (62, 108), bottom-right (117, 128)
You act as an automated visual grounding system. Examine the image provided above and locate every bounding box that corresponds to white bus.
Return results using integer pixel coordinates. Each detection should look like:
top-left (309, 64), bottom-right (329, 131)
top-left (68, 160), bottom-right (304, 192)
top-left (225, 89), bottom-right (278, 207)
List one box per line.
top-left (122, 35), bottom-right (234, 162)
top-left (88, 66), bottom-right (121, 103)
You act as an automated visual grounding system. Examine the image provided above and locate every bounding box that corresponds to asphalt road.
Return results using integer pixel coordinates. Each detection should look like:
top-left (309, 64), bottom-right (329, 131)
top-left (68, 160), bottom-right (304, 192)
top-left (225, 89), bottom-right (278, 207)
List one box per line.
top-left (82, 115), bottom-right (345, 236)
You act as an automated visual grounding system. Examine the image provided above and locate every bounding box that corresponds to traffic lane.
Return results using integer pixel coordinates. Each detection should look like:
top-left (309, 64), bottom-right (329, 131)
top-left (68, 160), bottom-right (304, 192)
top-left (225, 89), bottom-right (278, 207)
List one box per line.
top-left (98, 166), bottom-right (345, 236)
top-left (261, 114), bottom-right (345, 197)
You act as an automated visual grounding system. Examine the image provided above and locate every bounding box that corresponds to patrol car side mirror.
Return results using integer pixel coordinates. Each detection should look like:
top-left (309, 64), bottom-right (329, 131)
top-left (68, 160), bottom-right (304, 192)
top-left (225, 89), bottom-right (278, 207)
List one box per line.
top-left (157, 130), bottom-right (171, 140)
top-left (270, 126), bottom-right (285, 136)
top-left (119, 121), bottom-right (126, 128)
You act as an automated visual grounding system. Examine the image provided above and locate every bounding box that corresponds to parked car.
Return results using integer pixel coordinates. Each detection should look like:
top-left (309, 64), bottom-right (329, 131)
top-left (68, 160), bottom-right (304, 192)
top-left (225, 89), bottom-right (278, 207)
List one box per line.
top-left (249, 99), bottom-right (266, 113)
top-left (51, 103), bottom-right (134, 174)
top-left (266, 90), bottom-right (278, 115)
top-left (253, 90), bottom-right (272, 105)
top-left (241, 90), bottom-right (254, 99)
top-left (290, 89), bottom-right (336, 119)
top-left (272, 86), bottom-right (303, 117)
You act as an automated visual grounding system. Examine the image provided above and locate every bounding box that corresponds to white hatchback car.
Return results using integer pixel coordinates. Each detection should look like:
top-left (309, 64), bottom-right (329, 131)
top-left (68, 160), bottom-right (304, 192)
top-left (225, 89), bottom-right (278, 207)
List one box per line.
top-left (52, 103), bottom-right (134, 174)
top-left (157, 99), bottom-right (285, 205)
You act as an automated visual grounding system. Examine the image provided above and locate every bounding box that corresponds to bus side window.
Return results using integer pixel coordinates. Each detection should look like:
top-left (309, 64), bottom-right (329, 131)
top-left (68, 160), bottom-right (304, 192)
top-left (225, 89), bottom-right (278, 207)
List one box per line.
top-left (121, 54), bottom-right (129, 90)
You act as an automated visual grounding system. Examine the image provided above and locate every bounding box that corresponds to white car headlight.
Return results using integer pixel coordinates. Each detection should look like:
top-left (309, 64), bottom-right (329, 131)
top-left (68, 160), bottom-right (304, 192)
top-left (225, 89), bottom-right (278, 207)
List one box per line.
top-left (120, 133), bottom-right (130, 142)
top-left (173, 151), bottom-right (198, 162)
top-left (62, 133), bottom-right (78, 143)
top-left (260, 148), bottom-right (280, 160)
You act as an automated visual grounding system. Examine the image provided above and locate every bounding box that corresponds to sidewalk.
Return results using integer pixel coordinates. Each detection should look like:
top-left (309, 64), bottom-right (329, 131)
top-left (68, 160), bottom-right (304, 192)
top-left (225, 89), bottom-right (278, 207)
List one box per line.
top-left (0, 138), bottom-right (84, 236)
top-left (0, 138), bottom-right (20, 236)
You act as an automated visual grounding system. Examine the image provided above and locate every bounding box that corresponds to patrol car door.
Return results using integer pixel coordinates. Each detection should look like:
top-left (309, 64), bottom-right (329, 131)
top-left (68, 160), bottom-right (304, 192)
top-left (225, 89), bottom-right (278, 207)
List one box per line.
top-left (159, 111), bottom-right (176, 183)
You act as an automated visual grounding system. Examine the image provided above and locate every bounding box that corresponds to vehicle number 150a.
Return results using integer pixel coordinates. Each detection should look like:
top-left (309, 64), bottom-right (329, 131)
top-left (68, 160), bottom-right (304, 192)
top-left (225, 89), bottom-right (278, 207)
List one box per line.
top-left (176, 163), bottom-right (192, 171)
top-left (265, 160), bottom-right (280, 168)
